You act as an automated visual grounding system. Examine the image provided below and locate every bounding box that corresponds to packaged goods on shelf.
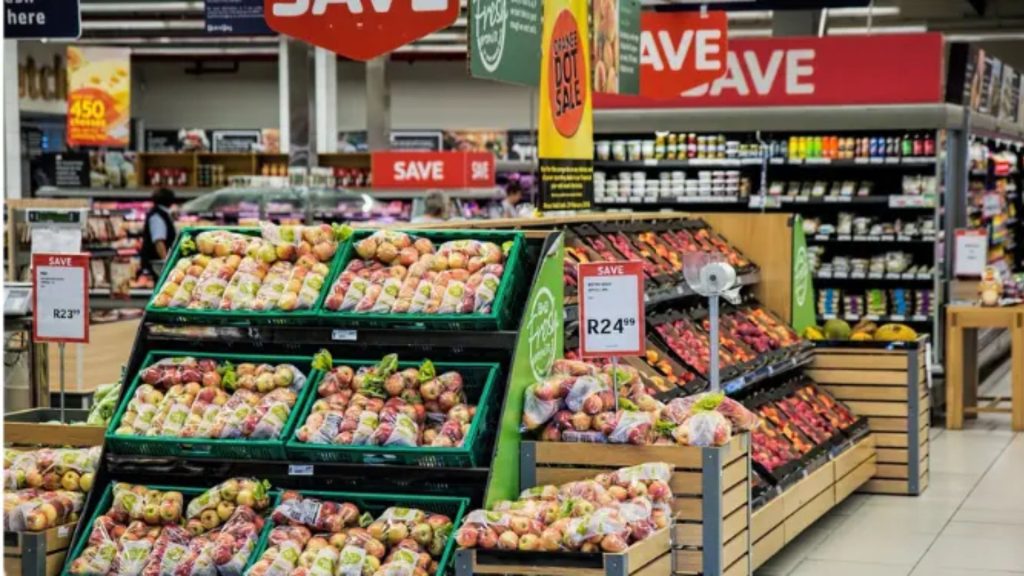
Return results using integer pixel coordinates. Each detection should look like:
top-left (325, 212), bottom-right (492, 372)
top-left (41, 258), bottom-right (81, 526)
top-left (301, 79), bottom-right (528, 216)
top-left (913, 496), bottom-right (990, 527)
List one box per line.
top-left (767, 133), bottom-right (935, 160)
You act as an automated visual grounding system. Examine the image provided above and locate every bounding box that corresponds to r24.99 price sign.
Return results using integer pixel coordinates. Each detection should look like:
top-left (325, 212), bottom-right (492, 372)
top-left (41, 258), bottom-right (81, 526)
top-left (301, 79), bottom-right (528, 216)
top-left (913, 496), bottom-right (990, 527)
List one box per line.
top-left (577, 261), bottom-right (646, 358)
top-left (33, 253), bottom-right (90, 344)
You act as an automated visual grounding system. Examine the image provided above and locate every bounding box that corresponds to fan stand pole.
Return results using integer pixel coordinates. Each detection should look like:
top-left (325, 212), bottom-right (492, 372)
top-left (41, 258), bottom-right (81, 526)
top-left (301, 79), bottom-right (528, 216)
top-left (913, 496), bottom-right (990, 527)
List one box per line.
top-left (709, 294), bottom-right (720, 393)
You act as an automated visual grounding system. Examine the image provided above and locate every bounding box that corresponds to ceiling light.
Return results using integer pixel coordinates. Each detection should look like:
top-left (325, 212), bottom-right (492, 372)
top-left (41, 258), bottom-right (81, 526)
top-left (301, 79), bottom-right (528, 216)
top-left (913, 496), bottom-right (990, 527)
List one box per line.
top-left (80, 2), bottom-right (204, 14)
top-left (729, 28), bottom-right (773, 38)
top-left (131, 47), bottom-right (279, 56)
top-left (828, 6), bottom-right (900, 17)
top-left (828, 25), bottom-right (927, 35)
top-left (82, 19), bottom-right (205, 31)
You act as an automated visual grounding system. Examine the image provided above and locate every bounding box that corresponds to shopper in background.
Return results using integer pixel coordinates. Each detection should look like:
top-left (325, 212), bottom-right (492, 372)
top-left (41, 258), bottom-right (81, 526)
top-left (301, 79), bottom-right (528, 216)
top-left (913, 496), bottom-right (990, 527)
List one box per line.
top-left (501, 180), bottom-right (526, 218)
top-left (412, 190), bottom-right (450, 224)
top-left (142, 187), bottom-right (177, 277)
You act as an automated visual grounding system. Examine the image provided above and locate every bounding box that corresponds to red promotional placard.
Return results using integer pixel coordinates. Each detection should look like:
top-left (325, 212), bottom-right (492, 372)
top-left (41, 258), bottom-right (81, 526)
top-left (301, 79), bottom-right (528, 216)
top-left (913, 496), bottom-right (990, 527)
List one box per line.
top-left (599, 33), bottom-right (944, 108)
top-left (371, 151), bottom-right (496, 189)
top-left (263, 0), bottom-right (459, 61)
top-left (640, 11), bottom-right (729, 100)
top-left (32, 253), bottom-right (90, 344)
top-left (578, 261), bottom-right (646, 358)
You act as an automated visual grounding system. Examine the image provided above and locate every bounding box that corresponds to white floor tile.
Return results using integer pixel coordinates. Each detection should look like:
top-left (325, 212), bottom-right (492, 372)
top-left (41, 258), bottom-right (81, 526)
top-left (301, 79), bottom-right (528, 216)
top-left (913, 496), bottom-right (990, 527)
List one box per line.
top-left (911, 566), bottom-right (1024, 576)
top-left (805, 525), bottom-right (934, 565)
top-left (836, 498), bottom-right (957, 534)
top-left (952, 506), bottom-right (1024, 526)
top-left (790, 559), bottom-right (911, 576)
top-left (756, 526), bottom-right (831, 575)
top-left (916, 522), bottom-right (1024, 573)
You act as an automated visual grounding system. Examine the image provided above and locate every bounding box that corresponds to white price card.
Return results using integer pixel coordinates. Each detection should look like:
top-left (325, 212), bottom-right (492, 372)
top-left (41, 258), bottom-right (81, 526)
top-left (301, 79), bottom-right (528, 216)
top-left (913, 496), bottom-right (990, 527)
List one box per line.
top-left (953, 229), bottom-right (988, 278)
top-left (33, 253), bottom-right (90, 343)
top-left (578, 262), bottom-right (645, 358)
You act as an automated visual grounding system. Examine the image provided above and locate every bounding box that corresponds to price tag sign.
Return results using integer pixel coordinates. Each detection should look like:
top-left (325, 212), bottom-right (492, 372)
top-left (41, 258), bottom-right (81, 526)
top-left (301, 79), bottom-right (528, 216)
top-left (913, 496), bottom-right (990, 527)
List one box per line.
top-left (953, 228), bottom-right (988, 278)
top-left (32, 253), bottom-right (89, 344)
top-left (578, 262), bottom-right (645, 358)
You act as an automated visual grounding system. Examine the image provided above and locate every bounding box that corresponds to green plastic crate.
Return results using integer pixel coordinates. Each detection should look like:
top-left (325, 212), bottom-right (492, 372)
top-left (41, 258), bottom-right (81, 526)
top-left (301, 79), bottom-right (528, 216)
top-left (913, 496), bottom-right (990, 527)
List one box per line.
top-left (247, 489), bottom-right (468, 576)
top-left (62, 482), bottom-right (280, 576)
top-left (145, 225), bottom-right (350, 325)
top-left (105, 350), bottom-right (319, 460)
top-left (317, 229), bottom-right (526, 331)
top-left (285, 359), bottom-right (500, 467)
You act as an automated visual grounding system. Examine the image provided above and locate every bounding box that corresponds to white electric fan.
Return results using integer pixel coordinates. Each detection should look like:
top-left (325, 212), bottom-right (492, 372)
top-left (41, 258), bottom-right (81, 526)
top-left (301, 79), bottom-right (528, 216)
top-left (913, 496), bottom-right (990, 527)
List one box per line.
top-left (683, 253), bottom-right (742, 393)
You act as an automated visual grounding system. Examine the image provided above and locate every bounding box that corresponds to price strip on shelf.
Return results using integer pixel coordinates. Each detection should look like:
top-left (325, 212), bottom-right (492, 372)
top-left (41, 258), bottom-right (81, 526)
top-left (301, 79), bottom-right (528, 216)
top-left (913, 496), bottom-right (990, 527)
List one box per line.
top-left (578, 262), bottom-right (645, 358)
top-left (32, 253), bottom-right (90, 344)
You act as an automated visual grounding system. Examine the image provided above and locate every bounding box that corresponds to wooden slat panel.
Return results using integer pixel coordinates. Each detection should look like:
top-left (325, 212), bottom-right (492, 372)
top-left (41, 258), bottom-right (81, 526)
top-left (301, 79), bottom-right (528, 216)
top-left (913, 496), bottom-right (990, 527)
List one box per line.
top-left (671, 508), bottom-right (747, 549)
top-left (868, 417), bottom-right (909, 432)
top-left (722, 458), bottom-right (748, 492)
top-left (723, 481), bottom-right (749, 516)
top-left (751, 496), bottom-right (784, 542)
top-left (836, 456), bottom-right (877, 502)
top-left (752, 524), bottom-right (785, 570)
top-left (634, 553), bottom-right (672, 576)
top-left (822, 385), bottom-right (908, 401)
top-left (722, 530), bottom-right (749, 569)
top-left (874, 433), bottom-right (909, 448)
top-left (807, 369), bottom-right (908, 385)
top-left (673, 497), bottom-right (703, 521)
top-left (834, 435), bottom-right (876, 478)
top-left (875, 464), bottom-right (910, 479)
top-left (673, 549), bottom-right (702, 573)
top-left (845, 401), bottom-right (908, 417)
top-left (782, 463), bottom-right (834, 517)
top-left (723, 554), bottom-right (750, 576)
top-left (533, 442), bottom-right (704, 468)
top-left (859, 478), bottom-right (912, 494)
top-left (812, 354), bottom-right (908, 370)
top-left (784, 487), bottom-right (835, 543)
top-left (723, 507), bottom-right (749, 545)
top-left (876, 448), bottom-right (908, 463)
top-left (626, 527), bottom-right (671, 573)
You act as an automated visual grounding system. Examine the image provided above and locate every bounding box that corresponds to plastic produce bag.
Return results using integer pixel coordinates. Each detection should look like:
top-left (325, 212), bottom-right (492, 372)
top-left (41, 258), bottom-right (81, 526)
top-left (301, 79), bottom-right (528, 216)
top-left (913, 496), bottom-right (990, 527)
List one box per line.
top-left (69, 517), bottom-right (118, 575)
top-left (608, 410), bottom-right (654, 445)
top-left (564, 375), bottom-right (609, 414)
top-left (683, 410), bottom-right (732, 447)
top-left (521, 383), bottom-right (560, 431)
top-left (186, 478), bottom-right (270, 520)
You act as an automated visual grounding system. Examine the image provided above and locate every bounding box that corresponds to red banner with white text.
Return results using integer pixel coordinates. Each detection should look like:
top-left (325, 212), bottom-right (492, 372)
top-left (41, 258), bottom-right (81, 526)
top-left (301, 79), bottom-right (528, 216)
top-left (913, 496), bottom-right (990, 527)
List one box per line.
top-left (371, 151), bottom-right (496, 189)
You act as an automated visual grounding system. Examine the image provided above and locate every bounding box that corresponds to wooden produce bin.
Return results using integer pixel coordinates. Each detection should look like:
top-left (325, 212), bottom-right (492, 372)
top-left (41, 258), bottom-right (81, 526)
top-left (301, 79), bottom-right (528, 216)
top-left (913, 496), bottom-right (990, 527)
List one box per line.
top-left (3, 522), bottom-right (76, 576)
top-left (520, 435), bottom-right (751, 576)
top-left (454, 527), bottom-right (671, 576)
top-left (4, 408), bottom-right (105, 447)
top-left (808, 340), bottom-right (930, 495)
top-left (750, 435), bottom-right (876, 570)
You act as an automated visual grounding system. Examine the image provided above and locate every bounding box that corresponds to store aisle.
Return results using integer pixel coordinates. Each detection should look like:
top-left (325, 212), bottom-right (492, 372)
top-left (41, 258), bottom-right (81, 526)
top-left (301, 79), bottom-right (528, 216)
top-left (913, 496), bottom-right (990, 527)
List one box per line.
top-left (756, 372), bottom-right (1024, 576)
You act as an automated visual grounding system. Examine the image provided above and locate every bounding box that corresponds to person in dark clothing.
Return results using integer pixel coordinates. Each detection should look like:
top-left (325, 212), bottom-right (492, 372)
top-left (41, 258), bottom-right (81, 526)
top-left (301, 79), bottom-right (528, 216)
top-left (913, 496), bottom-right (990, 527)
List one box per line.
top-left (141, 188), bottom-right (177, 277)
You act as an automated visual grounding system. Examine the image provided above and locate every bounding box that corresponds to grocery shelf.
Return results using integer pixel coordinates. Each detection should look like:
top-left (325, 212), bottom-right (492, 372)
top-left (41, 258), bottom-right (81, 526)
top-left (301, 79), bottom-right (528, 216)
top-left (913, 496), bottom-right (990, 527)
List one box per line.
top-left (818, 313), bottom-right (932, 324)
top-left (594, 158), bottom-right (763, 168)
top-left (722, 344), bottom-right (815, 397)
top-left (808, 233), bottom-right (936, 244)
top-left (768, 156), bottom-right (936, 167)
top-left (36, 186), bottom-right (213, 199)
top-left (814, 271), bottom-right (935, 282)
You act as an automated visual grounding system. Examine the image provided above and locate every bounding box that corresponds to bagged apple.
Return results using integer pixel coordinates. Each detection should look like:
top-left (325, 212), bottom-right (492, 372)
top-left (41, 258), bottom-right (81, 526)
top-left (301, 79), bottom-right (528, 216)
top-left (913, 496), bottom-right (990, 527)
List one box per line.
top-left (186, 478), bottom-right (271, 523)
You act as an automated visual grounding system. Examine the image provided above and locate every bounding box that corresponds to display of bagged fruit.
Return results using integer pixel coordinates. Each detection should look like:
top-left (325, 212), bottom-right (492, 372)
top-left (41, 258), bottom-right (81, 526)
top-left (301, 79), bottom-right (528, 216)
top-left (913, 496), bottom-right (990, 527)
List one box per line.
top-left (4, 488), bottom-right (84, 532)
top-left (4, 446), bottom-right (100, 493)
top-left (294, 351), bottom-right (480, 448)
top-left (323, 230), bottom-right (510, 315)
top-left (68, 478), bottom-right (271, 576)
top-left (150, 222), bottom-right (351, 312)
top-left (522, 359), bottom-right (758, 447)
top-left (112, 356), bottom-right (308, 441)
top-left (246, 491), bottom-right (456, 576)
top-left (455, 462), bottom-right (673, 554)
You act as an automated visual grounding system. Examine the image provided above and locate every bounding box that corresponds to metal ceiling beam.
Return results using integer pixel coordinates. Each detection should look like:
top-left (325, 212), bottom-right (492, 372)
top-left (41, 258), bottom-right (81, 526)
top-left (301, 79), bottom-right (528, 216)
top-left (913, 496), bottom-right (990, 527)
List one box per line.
top-left (966, 0), bottom-right (987, 16)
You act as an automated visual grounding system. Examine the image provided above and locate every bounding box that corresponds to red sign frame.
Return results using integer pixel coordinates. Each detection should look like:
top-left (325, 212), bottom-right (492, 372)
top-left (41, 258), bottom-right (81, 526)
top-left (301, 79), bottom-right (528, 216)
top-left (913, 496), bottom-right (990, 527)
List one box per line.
top-left (32, 253), bottom-right (90, 344)
top-left (600, 33), bottom-right (944, 108)
top-left (577, 261), bottom-right (646, 359)
top-left (371, 151), bottom-right (496, 189)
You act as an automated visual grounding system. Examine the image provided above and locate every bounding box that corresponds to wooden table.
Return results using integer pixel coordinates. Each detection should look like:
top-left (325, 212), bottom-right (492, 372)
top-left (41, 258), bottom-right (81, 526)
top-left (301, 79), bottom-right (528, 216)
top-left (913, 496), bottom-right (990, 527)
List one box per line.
top-left (945, 305), bottom-right (1024, 431)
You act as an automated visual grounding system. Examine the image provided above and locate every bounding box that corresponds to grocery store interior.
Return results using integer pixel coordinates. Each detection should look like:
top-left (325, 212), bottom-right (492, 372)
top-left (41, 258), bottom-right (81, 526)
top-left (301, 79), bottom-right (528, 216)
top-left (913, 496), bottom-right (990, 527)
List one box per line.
top-left (4, 0), bottom-right (1024, 575)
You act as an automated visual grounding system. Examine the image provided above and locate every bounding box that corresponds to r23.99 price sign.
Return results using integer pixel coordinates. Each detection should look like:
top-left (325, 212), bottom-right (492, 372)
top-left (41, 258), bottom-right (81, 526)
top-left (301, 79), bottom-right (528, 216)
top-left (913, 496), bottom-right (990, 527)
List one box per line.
top-left (577, 262), bottom-right (646, 358)
top-left (32, 253), bottom-right (90, 344)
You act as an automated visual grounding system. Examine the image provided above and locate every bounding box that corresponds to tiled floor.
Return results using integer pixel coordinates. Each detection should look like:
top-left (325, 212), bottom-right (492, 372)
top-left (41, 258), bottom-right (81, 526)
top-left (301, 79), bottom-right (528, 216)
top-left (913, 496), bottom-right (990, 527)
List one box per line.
top-left (755, 369), bottom-right (1024, 576)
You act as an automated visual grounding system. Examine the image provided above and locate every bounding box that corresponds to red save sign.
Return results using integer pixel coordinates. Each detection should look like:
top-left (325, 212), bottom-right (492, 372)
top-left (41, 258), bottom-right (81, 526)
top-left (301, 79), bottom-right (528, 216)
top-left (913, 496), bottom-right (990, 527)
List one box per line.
top-left (640, 11), bottom-right (729, 100)
top-left (372, 151), bottom-right (495, 189)
top-left (263, 0), bottom-right (459, 61)
top-left (578, 261), bottom-right (646, 359)
top-left (32, 253), bottom-right (90, 344)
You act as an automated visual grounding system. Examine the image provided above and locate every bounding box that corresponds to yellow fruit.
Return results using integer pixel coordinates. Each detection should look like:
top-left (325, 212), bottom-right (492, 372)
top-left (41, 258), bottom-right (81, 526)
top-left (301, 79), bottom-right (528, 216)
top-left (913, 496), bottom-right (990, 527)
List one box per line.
top-left (851, 332), bottom-right (873, 342)
top-left (802, 326), bottom-right (825, 341)
top-left (874, 323), bottom-right (918, 342)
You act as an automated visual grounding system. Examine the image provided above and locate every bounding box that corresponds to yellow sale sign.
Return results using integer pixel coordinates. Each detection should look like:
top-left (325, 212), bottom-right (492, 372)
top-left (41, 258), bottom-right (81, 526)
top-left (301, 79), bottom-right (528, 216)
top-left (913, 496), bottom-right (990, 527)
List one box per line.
top-left (66, 46), bottom-right (131, 148)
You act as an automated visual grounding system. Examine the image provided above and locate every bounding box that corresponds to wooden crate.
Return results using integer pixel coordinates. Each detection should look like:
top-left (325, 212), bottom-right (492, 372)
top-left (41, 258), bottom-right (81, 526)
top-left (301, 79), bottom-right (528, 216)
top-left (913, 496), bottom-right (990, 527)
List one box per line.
top-left (3, 522), bottom-right (76, 576)
top-left (4, 408), bottom-right (105, 447)
top-left (808, 340), bottom-right (930, 496)
top-left (750, 434), bottom-right (876, 571)
top-left (454, 527), bottom-right (671, 576)
top-left (521, 435), bottom-right (751, 576)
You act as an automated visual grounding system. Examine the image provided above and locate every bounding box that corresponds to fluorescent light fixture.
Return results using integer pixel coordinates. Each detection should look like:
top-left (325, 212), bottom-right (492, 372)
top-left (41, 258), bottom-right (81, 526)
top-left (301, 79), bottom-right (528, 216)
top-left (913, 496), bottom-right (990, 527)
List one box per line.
top-left (946, 32), bottom-right (1024, 42)
top-left (82, 19), bottom-right (205, 30)
top-left (131, 47), bottom-right (279, 55)
top-left (393, 44), bottom-right (467, 54)
top-left (828, 6), bottom-right (900, 17)
top-left (729, 28), bottom-right (773, 38)
top-left (74, 36), bottom-right (277, 45)
top-left (80, 2), bottom-right (204, 13)
top-left (727, 10), bottom-right (772, 22)
top-left (828, 25), bottom-right (927, 35)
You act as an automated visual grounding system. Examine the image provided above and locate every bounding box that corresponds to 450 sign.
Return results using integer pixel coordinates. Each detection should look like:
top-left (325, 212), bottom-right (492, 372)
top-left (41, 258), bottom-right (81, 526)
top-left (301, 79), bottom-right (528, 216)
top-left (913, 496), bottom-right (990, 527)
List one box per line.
top-left (265, 0), bottom-right (459, 60)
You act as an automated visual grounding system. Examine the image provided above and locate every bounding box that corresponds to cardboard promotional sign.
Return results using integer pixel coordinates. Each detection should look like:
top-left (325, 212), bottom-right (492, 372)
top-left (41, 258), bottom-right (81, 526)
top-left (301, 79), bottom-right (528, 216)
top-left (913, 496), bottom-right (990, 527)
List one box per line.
top-left (592, 0), bottom-right (641, 95)
top-left (371, 151), bottom-right (495, 188)
top-left (640, 11), bottom-right (729, 100)
top-left (66, 47), bottom-right (131, 148)
top-left (32, 253), bottom-right (90, 344)
top-left (4, 0), bottom-right (81, 39)
top-left (264, 0), bottom-right (459, 61)
top-left (469, 0), bottom-right (542, 86)
top-left (578, 261), bottom-right (645, 358)
top-left (538, 0), bottom-right (594, 211)
top-left (597, 33), bottom-right (944, 108)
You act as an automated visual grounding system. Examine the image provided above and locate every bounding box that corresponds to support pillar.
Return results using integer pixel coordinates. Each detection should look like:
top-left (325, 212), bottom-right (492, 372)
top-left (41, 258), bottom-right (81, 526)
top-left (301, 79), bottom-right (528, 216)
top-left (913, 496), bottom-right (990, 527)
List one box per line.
top-left (366, 56), bottom-right (391, 151)
top-left (5, 40), bottom-right (22, 198)
top-left (315, 48), bottom-right (337, 154)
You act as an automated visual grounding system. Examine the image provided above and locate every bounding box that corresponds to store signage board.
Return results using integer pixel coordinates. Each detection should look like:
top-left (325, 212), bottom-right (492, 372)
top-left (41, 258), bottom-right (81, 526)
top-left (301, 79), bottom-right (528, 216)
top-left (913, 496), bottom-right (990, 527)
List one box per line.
top-left (263, 0), bottom-right (460, 61)
top-left (639, 11), bottom-right (729, 99)
top-left (954, 229), bottom-right (988, 278)
top-left (32, 253), bottom-right (90, 344)
top-left (596, 33), bottom-right (944, 108)
top-left (593, 0), bottom-right (641, 95)
top-left (206, 0), bottom-right (273, 34)
top-left (469, 0), bottom-right (542, 86)
top-left (212, 130), bottom-right (262, 152)
top-left (390, 131), bottom-right (443, 151)
top-left (578, 261), bottom-right (645, 358)
top-left (66, 47), bottom-right (131, 148)
top-left (507, 131), bottom-right (538, 161)
top-left (4, 0), bottom-right (81, 39)
top-left (537, 0), bottom-right (594, 211)
top-left (371, 151), bottom-right (496, 189)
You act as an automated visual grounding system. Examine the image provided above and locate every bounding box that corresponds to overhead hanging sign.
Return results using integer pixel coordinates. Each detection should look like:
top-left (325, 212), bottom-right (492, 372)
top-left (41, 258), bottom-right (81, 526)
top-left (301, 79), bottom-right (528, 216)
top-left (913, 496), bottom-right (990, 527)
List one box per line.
top-left (66, 46), bottom-right (131, 148)
top-left (469, 0), bottom-right (542, 86)
top-left (32, 253), bottom-right (90, 344)
top-left (597, 33), bottom-right (944, 109)
top-left (639, 11), bottom-right (729, 100)
top-left (4, 0), bottom-right (81, 39)
top-left (578, 261), bottom-right (645, 358)
top-left (371, 151), bottom-right (496, 188)
top-left (264, 0), bottom-right (460, 61)
top-left (592, 0), bottom-right (641, 95)
top-left (206, 0), bottom-right (274, 34)
top-left (537, 0), bottom-right (594, 211)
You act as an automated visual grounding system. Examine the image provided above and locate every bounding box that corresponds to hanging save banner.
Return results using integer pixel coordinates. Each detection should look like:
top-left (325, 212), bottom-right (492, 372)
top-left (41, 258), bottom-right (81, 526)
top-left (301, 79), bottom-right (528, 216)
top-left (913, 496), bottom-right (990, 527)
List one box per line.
top-left (66, 46), bottom-right (131, 148)
top-left (537, 0), bottom-right (593, 211)
top-left (639, 11), bottom-right (729, 99)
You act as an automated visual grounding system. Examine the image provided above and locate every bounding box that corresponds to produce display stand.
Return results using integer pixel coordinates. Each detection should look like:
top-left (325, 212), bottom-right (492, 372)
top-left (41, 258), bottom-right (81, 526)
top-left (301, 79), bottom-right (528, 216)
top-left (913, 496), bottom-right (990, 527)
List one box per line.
top-left (750, 434), bottom-right (877, 571)
top-left (519, 437), bottom-right (751, 576)
top-left (809, 339), bottom-right (931, 495)
top-left (4, 409), bottom-right (105, 447)
top-left (4, 522), bottom-right (76, 576)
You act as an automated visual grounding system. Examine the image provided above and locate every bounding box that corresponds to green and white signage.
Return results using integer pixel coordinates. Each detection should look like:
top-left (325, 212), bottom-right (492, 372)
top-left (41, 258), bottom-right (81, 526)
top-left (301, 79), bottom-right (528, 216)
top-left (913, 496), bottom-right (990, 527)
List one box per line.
top-left (470, 0), bottom-right (542, 86)
top-left (791, 216), bottom-right (816, 333)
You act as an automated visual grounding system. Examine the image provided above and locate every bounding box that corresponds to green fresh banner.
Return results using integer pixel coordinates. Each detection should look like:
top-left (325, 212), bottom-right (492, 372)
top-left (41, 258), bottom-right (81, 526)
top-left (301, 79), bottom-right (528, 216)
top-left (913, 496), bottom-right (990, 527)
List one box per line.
top-left (469, 0), bottom-right (542, 86)
top-left (791, 216), bottom-right (816, 333)
top-left (485, 232), bottom-right (564, 506)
